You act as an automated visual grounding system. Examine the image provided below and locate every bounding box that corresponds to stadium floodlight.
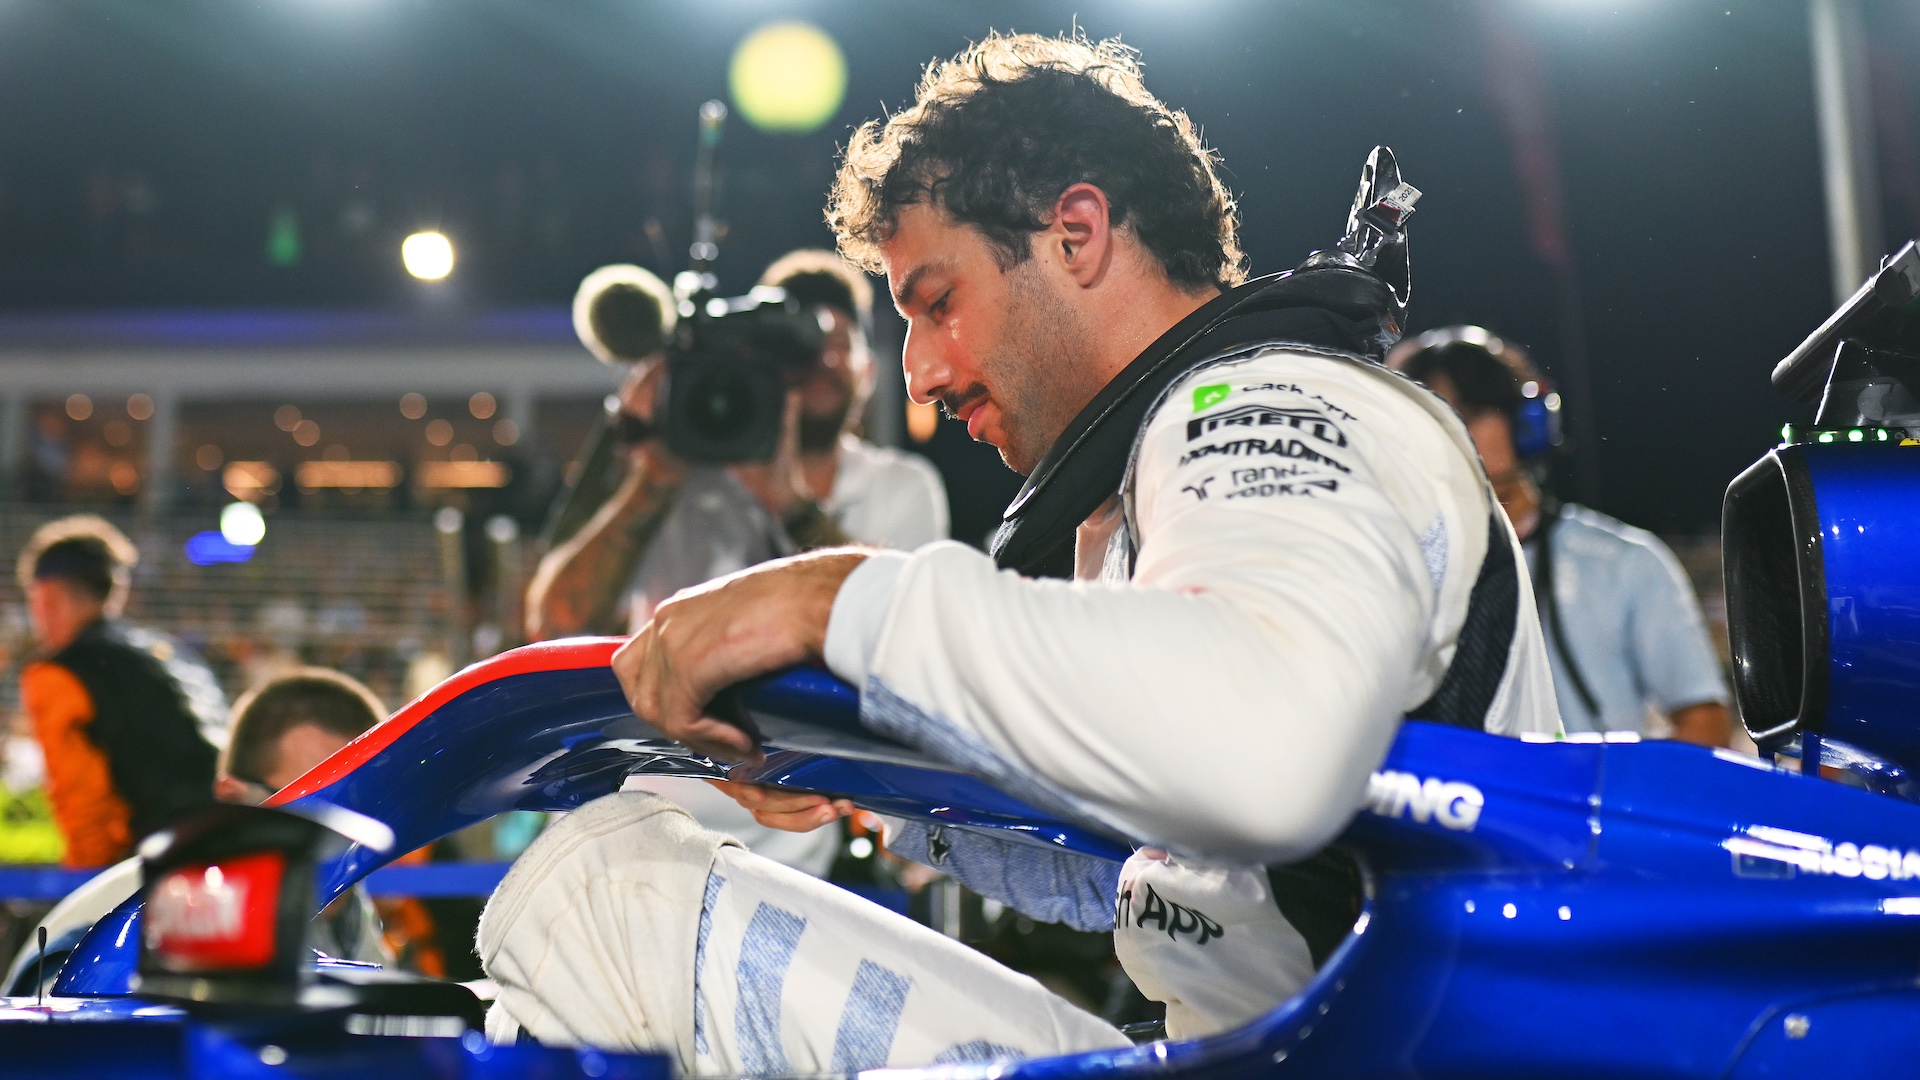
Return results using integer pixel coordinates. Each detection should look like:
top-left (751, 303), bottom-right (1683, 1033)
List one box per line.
top-left (402, 231), bottom-right (455, 281)
top-left (729, 20), bottom-right (846, 133)
top-left (220, 501), bottom-right (267, 547)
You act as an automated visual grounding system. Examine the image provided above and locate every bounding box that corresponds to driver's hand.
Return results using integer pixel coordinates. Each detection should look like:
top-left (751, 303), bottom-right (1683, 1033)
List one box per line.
top-left (612, 549), bottom-right (869, 763)
top-left (707, 779), bottom-right (853, 832)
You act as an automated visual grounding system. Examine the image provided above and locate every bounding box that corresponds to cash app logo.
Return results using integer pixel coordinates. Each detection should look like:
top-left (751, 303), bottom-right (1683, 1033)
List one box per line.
top-left (1193, 384), bottom-right (1230, 412)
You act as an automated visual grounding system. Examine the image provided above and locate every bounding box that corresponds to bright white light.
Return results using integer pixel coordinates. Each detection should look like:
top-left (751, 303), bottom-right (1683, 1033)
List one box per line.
top-left (220, 501), bottom-right (266, 547)
top-left (402, 231), bottom-right (455, 281)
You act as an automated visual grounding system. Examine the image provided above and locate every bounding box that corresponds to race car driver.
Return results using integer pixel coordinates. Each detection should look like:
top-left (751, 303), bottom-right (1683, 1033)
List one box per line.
top-left (478, 32), bottom-right (1561, 1073)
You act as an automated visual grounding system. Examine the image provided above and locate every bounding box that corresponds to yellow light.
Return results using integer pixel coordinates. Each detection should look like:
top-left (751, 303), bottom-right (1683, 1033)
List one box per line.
top-left (296, 460), bottom-right (402, 490)
top-left (402, 231), bottom-right (455, 281)
top-left (729, 21), bottom-right (847, 134)
top-left (418, 461), bottom-right (512, 489)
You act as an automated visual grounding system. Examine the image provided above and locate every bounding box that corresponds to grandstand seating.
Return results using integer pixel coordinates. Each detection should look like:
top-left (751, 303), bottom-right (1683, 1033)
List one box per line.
top-left (0, 508), bottom-right (455, 720)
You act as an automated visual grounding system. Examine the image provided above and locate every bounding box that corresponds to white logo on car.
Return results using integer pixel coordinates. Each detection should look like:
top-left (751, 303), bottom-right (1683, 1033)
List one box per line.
top-left (1365, 770), bottom-right (1485, 832)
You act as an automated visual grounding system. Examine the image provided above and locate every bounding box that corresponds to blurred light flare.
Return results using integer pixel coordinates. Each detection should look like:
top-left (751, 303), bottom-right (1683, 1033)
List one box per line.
top-left (729, 20), bottom-right (846, 134)
top-left (220, 501), bottom-right (267, 547)
top-left (402, 231), bottom-right (455, 280)
top-left (185, 532), bottom-right (255, 566)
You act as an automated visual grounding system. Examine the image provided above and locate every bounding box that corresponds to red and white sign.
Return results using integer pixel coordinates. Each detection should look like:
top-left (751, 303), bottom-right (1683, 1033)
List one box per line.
top-left (144, 850), bottom-right (285, 972)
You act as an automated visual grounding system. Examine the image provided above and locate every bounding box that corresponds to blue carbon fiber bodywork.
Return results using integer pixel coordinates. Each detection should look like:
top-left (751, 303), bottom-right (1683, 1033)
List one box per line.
top-left (36, 637), bottom-right (1920, 1078)
top-left (1797, 444), bottom-right (1920, 772)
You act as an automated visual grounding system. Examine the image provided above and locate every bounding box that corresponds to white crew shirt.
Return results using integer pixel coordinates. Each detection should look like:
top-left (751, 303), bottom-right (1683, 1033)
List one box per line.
top-left (825, 345), bottom-right (1560, 1034)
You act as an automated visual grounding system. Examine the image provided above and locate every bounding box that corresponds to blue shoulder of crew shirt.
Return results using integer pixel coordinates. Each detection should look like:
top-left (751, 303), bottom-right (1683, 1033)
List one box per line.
top-left (1526, 503), bottom-right (1730, 735)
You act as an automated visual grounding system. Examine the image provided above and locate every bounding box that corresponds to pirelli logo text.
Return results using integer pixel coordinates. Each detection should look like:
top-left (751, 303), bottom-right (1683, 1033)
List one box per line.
top-left (1364, 770), bottom-right (1485, 832)
top-left (1187, 404), bottom-right (1348, 448)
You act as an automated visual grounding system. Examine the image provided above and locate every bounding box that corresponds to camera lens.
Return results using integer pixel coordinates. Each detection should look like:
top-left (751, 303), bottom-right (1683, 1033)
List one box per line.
top-left (685, 369), bottom-right (760, 442)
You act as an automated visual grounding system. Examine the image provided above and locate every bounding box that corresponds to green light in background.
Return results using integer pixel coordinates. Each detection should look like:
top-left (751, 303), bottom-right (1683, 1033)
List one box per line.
top-left (1819, 432), bottom-right (1836, 443)
top-left (1849, 429), bottom-right (1865, 441)
top-left (729, 21), bottom-right (847, 134)
top-left (266, 207), bottom-right (301, 267)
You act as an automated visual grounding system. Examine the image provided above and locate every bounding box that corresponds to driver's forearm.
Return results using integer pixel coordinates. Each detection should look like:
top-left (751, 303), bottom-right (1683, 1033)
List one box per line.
top-left (526, 470), bottom-right (675, 639)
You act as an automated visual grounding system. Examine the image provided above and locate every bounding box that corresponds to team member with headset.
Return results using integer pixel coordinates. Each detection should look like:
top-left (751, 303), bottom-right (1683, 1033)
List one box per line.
top-left (1389, 326), bottom-right (1732, 747)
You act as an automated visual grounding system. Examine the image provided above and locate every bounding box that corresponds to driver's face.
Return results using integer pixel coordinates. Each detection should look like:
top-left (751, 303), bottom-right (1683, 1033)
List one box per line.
top-left (881, 203), bottom-right (1088, 475)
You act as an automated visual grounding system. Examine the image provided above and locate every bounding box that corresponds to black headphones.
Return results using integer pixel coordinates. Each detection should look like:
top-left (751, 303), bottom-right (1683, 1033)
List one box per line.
top-left (1401, 326), bottom-right (1563, 461)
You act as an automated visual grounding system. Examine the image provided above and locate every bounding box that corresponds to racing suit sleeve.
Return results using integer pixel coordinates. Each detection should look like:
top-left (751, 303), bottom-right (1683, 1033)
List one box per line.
top-left (823, 355), bottom-right (1472, 865)
top-left (20, 661), bottom-right (134, 868)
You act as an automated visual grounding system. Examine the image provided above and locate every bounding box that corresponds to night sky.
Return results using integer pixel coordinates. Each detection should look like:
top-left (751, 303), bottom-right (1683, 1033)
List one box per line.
top-left (1, 0), bottom-right (1917, 534)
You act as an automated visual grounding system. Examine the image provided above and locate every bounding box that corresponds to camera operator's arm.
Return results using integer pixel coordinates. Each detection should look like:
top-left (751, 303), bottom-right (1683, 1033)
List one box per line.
top-left (526, 364), bottom-right (685, 640)
top-left (525, 453), bottom-right (680, 639)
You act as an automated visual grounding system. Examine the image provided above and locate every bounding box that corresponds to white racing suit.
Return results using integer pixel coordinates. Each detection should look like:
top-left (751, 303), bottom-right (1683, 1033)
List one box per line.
top-left (478, 346), bottom-right (1562, 1070)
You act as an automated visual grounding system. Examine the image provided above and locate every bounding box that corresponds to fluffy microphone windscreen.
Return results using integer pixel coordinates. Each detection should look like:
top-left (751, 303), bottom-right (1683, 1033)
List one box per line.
top-left (573, 264), bottom-right (677, 366)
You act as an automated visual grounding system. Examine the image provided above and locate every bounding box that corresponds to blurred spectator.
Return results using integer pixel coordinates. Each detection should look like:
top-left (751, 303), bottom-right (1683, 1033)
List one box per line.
top-left (526, 250), bottom-right (948, 877)
top-left (216, 668), bottom-right (391, 964)
top-left (3, 666), bottom-right (395, 994)
top-left (16, 516), bottom-right (218, 866)
top-left (1391, 328), bottom-right (1733, 747)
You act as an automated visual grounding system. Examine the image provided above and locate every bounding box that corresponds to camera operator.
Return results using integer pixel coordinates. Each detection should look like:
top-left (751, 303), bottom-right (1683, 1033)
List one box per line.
top-left (525, 251), bottom-right (946, 876)
top-left (527, 250), bottom-right (947, 643)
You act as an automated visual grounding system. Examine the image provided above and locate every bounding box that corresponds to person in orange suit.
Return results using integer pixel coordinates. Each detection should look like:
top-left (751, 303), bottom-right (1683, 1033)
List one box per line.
top-left (17, 516), bottom-right (217, 867)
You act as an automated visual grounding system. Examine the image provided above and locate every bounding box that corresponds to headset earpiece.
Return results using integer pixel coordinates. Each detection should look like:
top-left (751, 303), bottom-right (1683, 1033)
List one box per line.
top-left (1512, 380), bottom-right (1563, 462)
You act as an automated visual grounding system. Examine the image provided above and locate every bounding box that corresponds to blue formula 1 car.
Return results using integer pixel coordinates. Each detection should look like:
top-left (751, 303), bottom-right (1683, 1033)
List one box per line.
top-left (10, 248), bottom-right (1920, 1079)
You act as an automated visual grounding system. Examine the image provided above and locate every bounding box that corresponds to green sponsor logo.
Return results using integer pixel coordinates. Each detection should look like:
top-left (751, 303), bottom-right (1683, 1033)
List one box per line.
top-left (1193, 384), bottom-right (1230, 412)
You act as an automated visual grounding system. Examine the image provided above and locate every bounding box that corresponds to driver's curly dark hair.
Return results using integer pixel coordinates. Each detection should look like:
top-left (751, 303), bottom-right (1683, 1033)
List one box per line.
top-left (828, 33), bottom-right (1246, 291)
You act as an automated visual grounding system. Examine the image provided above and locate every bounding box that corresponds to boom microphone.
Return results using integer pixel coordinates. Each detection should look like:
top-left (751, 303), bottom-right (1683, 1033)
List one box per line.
top-left (572, 263), bottom-right (677, 366)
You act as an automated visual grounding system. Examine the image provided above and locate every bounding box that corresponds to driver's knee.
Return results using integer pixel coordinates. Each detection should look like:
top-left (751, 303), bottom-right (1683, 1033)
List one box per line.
top-left (476, 791), bottom-right (740, 1061)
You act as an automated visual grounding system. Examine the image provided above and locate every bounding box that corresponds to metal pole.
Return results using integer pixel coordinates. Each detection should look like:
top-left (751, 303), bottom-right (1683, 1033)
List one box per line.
top-left (140, 391), bottom-right (178, 516)
top-left (486, 514), bottom-right (523, 654)
top-left (1809, 0), bottom-right (1885, 306)
top-left (0, 393), bottom-right (24, 500)
top-left (435, 506), bottom-right (469, 668)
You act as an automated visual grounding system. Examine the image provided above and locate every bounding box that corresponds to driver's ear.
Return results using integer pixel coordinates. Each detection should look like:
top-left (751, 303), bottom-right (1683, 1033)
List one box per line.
top-left (1048, 183), bottom-right (1113, 288)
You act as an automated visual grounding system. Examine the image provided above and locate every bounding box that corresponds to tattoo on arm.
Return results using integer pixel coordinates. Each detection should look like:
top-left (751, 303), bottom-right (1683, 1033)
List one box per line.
top-left (527, 471), bottom-right (677, 639)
